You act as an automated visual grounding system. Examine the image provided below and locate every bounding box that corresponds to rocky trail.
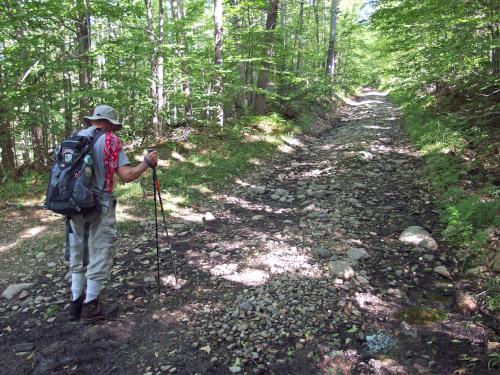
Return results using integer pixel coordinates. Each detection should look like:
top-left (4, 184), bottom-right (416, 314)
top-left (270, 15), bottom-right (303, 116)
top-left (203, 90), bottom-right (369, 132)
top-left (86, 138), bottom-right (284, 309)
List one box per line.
top-left (0, 89), bottom-right (497, 375)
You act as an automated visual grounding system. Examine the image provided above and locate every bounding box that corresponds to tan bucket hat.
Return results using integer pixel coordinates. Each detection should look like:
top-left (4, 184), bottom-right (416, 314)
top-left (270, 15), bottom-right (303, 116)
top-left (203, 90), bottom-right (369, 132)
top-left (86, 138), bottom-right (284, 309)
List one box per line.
top-left (84, 105), bottom-right (122, 128)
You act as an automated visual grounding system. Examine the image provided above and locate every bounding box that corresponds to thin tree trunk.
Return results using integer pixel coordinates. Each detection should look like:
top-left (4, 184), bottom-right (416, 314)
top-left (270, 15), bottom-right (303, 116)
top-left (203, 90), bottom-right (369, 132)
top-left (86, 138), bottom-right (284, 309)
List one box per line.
top-left (144, 0), bottom-right (159, 136)
top-left (491, 24), bottom-right (500, 75)
top-left (76, 0), bottom-right (92, 122)
top-left (277, 0), bottom-right (287, 94)
top-left (30, 123), bottom-right (45, 170)
top-left (246, 7), bottom-right (254, 107)
top-left (325, 0), bottom-right (338, 76)
top-left (229, 0), bottom-right (247, 113)
top-left (213, 0), bottom-right (224, 127)
top-left (63, 71), bottom-right (73, 136)
top-left (322, 0), bottom-right (327, 59)
top-left (313, 0), bottom-right (320, 45)
top-left (21, 133), bottom-right (31, 168)
top-left (295, 0), bottom-right (304, 73)
top-left (171, 0), bottom-right (192, 122)
top-left (0, 110), bottom-right (16, 176)
top-left (253, 0), bottom-right (279, 115)
top-left (157, 0), bottom-right (165, 136)
top-left (27, 97), bottom-right (45, 170)
top-left (280, 0), bottom-right (286, 49)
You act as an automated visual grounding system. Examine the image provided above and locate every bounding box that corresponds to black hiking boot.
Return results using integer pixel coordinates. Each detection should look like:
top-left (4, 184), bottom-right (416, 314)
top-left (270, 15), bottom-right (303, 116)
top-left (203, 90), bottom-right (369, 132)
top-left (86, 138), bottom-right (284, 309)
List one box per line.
top-left (68, 294), bottom-right (85, 321)
top-left (81, 298), bottom-right (118, 323)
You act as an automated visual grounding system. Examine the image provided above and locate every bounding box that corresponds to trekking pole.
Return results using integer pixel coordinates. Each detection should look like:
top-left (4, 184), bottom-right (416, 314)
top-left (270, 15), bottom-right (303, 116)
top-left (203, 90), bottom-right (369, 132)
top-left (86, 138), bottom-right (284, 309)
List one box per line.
top-left (151, 167), bottom-right (161, 294)
top-left (153, 173), bottom-right (179, 284)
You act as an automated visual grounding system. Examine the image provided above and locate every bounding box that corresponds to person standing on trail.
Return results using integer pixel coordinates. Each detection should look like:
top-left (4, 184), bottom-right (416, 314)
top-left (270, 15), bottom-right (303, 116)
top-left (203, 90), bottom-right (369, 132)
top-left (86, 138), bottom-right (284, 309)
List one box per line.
top-left (68, 105), bottom-right (158, 322)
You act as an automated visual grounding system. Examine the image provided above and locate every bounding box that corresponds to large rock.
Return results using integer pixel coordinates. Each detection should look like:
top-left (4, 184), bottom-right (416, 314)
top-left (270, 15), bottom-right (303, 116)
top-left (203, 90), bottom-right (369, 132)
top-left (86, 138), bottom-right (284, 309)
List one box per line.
top-left (455, 291), bottom-right (478, 316)
top-left (203, 212), bottom-right (216, 223)
top-left (399, 226), bottom-right (438, 251)
top-left (248, 185), bottom-right (266, 195)
top-left (273, 188), bottom-right (288, 197)
top-left (465, 266), bottom-right (486, 276)
top-left (433, 265), bottom-right (451, 278)
top-left (347, 248), bottom-right (370, 261)
top-left (2, 283), bottom-right (35, 300)
top-left (328, 260), bottom-right (355, 279)
top-left (312, 247), bottom-right (331, 258)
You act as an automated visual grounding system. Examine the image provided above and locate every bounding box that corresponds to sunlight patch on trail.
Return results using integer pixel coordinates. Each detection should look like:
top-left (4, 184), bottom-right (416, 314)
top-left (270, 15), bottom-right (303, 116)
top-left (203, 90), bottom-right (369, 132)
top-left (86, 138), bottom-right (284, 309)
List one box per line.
top-left (212, 193), bottom-right (274, 212)
top-left (248, 243), bottom-right (322, 278)
top-left (20, 225), bottom-right (46, 239)
top-left (1, 225), bottom-right (49, 253)
top-left (0, 242), bottom-right (18, 253)
top-left (222, 268), bottom-right (270, 285)
top-left (357, 90), bottom-right (389, 97)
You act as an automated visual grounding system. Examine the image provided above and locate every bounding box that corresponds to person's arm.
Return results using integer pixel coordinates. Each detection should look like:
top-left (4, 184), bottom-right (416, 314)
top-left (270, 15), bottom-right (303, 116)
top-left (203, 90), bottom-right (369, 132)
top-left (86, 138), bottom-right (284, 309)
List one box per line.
top-left (117, 150), bottom-right (158, 183)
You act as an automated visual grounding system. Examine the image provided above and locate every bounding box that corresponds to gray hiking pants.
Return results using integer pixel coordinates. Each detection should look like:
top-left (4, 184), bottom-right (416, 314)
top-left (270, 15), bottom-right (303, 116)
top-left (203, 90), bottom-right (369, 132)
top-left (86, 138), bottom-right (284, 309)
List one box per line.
top-left (69, 198), bottom-right (117, 282)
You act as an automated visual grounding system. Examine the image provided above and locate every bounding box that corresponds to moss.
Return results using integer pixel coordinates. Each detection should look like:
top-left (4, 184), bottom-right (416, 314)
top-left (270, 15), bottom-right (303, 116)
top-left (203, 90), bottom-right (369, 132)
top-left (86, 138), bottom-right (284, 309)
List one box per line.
top-left (395, 307), bottom-right (447, 325)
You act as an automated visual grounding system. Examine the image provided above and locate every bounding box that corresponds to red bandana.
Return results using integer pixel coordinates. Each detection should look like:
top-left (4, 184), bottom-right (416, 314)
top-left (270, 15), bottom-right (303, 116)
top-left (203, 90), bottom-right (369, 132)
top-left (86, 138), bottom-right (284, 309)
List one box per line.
top-left (104, 132), bottom-right (122, 192)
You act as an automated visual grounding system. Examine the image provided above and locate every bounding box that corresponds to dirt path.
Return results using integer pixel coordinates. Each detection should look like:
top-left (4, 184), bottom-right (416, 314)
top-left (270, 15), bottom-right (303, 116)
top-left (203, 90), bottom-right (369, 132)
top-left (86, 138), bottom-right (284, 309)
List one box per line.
top-left (1, 89), bottom-right (497, 375)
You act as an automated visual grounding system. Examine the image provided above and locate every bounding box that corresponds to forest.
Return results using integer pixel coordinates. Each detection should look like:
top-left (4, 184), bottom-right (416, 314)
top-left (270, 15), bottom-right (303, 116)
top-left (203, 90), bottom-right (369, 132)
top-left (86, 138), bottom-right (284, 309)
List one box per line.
top-left (0, 0), bottom-right (499, 373)
top-left (0, 0), bottom-right (375, 173)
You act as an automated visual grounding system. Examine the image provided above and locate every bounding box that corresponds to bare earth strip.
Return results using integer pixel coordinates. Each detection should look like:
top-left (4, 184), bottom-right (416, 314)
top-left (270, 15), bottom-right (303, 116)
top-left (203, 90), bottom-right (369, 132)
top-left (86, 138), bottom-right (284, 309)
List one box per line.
top-left (0, 89), bottom-right (495, 375)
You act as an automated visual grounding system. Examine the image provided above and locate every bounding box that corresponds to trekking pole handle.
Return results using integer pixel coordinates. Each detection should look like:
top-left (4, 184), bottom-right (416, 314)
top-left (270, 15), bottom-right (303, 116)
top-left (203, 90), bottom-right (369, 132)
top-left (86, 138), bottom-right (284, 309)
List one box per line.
top-left (145, 148), bottom-right (157, 169)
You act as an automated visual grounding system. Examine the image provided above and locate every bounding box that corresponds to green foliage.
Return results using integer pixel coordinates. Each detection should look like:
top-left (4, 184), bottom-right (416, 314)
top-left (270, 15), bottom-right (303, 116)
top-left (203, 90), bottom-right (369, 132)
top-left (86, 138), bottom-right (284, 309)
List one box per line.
top-left (488, 351), bottom-right (500, 370)
top-left (46, 305), bottom-right (61, 316)
top-left (484, 276), bottom-right (500, 314)
top-left (372, 0), bottom-right (500, 147)
top-left (1, 0), bottom-right (374, 179)
top-left (445, 196), bottom-right (500, 233)
top-left (396, 94), bottom-right (499, 270)
top-left (0, 171), bottom-right (48, 204)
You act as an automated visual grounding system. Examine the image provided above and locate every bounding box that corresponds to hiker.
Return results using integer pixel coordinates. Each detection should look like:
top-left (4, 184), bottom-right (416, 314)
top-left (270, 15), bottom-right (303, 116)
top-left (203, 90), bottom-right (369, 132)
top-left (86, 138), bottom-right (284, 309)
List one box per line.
top-left (68, 104), bottom-right (157, 322)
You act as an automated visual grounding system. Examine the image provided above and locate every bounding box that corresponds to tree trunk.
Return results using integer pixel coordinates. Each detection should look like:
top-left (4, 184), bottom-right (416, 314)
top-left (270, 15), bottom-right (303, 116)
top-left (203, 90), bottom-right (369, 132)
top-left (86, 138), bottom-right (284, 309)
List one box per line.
top-left (491, 24), bottom-right (500, 75)
top-left (325, 0), bottom-right (338, 76)
top-left (157, 0), bottom-right (165, 136)
top-left (63, 71), bottom-right (73, 136)
top-left (228, 0), bottom-right (247, 113)
top-left (213, 0), bottom-right (224, 127)
top-left (76, 0), bottom-right (92, 122)
top-left (20, 133), bottom-right (31, 169)
top-left (313, 0), bottom-right (320, 45)
top-left (0, 61), bottom-right (16, 176)
top-left (30, 123), bottom-right (45, 170)
top-left (253, 0), bottom-right (279, 115)
top-left (0, 107), bottom-right (16, 177)
top-left (246, 8), bottom-right (254, 107)
top-left (277, 0), bottom-right (287, 94)
top-left (171, 0), bottom-right (192, 122)
top-left (144, 0), bottom-right (159, 136)
top-left (295, 0), bottom-right (304, 73)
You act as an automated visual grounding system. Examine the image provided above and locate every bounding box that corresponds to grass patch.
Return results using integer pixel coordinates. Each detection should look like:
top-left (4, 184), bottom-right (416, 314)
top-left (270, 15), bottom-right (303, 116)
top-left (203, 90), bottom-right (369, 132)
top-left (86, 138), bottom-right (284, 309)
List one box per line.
top-left (0, 171), bottom-right (48, 206)
top-left (484, 276), bottom-right (500, 313)
top-left (46, 305), bottom-right (61, 316)
top-left (23, 231), bottom-right (65, 256)
top-left (395, 306), bottom-right (447, 325)
top-left (114, 113), bottom-right (302, 208)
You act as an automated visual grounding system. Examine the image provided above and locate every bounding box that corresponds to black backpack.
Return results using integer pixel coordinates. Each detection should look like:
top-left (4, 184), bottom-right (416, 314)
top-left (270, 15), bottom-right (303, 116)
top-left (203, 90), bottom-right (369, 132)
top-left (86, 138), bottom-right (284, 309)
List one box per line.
top-left (44, 128), bottom-right (104, 216)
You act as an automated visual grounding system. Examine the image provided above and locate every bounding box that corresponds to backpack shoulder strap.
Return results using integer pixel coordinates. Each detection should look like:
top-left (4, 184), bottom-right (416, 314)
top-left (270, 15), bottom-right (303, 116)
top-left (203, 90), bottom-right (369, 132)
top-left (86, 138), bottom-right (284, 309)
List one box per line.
top-left (90, 128), bottom-right (105, 149)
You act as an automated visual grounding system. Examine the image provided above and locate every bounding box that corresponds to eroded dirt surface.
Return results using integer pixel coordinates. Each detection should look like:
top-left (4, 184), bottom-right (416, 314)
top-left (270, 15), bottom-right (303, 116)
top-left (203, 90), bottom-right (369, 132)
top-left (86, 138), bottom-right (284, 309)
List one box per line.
top-left (1, 90), bottom-right (498, 375)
